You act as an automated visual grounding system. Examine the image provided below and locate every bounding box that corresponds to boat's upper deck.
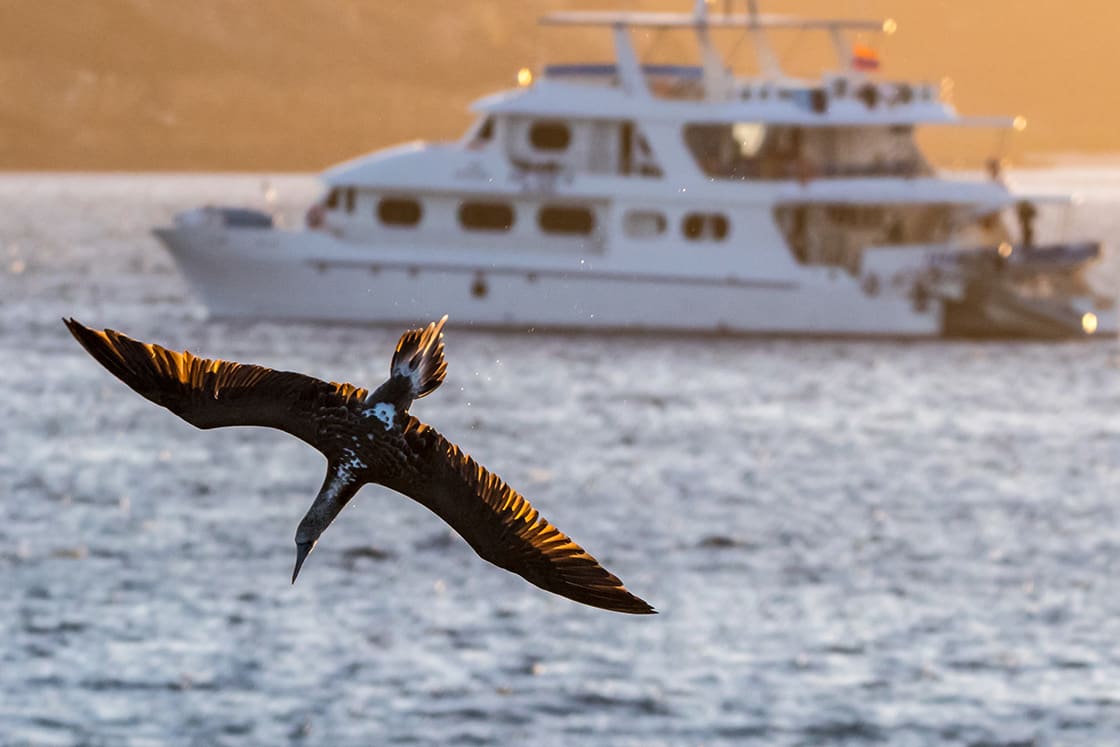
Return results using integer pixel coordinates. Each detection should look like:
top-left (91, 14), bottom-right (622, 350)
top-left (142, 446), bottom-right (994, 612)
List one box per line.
top-left (473, 5), bottom-right (1016, 130)
top-left (325, 2), bottom-right (1023, 207)
top-left (477, 70), bottom-right (963, 127)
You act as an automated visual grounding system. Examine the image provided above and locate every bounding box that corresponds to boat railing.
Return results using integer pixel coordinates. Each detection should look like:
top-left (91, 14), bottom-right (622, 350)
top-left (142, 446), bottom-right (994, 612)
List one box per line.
top-left (543, 63), bottom-right (706, 99)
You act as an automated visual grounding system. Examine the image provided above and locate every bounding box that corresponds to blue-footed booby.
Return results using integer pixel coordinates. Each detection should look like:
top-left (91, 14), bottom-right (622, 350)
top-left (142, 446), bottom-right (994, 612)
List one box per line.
top-left (64, 317), bottom-right (654, 614)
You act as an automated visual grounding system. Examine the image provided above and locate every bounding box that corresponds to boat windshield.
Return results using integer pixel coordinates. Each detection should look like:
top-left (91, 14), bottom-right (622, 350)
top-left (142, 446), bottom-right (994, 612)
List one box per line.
top-left (685, 124), bottom-right (933, 180)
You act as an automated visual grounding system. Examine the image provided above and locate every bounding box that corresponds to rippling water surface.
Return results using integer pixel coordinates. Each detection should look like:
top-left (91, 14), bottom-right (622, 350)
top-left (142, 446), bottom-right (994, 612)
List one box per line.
top-left (3, 172), bottom-right (1120, 746)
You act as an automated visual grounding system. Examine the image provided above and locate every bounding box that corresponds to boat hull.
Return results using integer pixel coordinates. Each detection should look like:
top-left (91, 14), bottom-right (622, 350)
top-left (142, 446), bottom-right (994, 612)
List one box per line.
top-left (154, 226), bottom-right (1116, 339)
top-left (154, 226), bottom-right (948, 337)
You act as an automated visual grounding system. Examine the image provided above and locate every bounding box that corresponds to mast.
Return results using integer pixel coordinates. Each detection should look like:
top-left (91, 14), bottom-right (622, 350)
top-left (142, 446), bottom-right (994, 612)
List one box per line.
top-left (612, 23), bottom-right (650, 97)
top-left (694, 0), bottom-right (732, 99)
top-left (697, 0), bottom-right (783, 93)
top-left (744, 0), bottom-right (783, 79)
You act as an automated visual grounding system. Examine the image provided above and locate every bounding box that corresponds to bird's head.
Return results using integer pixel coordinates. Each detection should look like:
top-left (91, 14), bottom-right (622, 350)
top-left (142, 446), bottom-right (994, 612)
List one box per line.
top-left (292, 502), bottom-right (337, 583)
top-left (291, 477), bottom-right (354, 583)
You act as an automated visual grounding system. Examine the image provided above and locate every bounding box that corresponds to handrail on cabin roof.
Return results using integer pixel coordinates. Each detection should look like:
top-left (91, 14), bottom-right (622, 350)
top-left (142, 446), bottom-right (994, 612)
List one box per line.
top-left (538, 11), bottom-right (885, 32)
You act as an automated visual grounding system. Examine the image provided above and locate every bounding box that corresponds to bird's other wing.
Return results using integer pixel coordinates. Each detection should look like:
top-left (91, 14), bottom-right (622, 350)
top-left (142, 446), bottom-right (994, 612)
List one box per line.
top-left (380, 417), bottom-right (655, 614)
top-left (65, 319), bottom-right (368, 447)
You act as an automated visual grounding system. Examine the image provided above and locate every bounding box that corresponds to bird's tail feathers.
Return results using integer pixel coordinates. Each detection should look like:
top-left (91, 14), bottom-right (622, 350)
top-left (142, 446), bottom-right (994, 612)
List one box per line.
top-left (387, 315), bottom-right (448, 401)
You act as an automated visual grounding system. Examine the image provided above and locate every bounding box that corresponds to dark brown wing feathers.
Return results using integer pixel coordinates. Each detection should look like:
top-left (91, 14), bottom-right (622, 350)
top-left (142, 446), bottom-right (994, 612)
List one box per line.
top-left (388, 418), bottom-right (655, 614)
top-left (64, 319), bottom-right (367, 446)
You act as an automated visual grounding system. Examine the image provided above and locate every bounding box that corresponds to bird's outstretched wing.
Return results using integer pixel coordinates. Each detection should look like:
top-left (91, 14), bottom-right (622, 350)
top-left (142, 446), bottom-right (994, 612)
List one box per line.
top-left (64, 319), bottom-right (368, 448)
top-left (382, 417), bottom-right (655, 614)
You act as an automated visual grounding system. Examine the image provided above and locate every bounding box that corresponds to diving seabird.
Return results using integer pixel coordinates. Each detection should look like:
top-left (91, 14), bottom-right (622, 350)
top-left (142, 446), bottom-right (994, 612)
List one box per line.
top-left (63, 317), bottom-right (654, 614)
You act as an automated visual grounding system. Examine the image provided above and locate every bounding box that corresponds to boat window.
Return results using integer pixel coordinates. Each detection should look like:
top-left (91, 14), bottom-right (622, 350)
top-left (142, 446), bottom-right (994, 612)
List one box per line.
top-left (378, 197), bottom-right (422, 227)
top-left (325, 188), bottom-right (340, 209)
top-left (773, 203), bottom-right (956, 271)
top-left (712, 214), bottom-right (729, 240)
top-left (685, 123), bottom-right (931, 180)
top-left (529, 121), bottom-right (571, 151)
top-left (685, 123), bottom-right (770, 179)
top-left (623, 210), bottom-right (667, 239)
top-left (682, 212), bottom-right (729, 242)
top-left (345, 187), bottom-right (356, 213)
top-left (683, 213), bottom-right (705, 240)
top-left (459, 201), bottom-right (515, 232)
top-left (476, 118), bottom-right (494, 142)
top-left (620, 121), bottom-right (663, 178)
top-left (809, 89), bottom-right (828, 114)
top-left (538, 205), bottom-right (595, 235)
top-left (857, 84), bottom-right (879, 109)
top-left (468, 117), bottom-right (494, 148)
top-left (619, 122), bottom-right (633, 175)
top-left (731, 123), bottom-right (766, 157)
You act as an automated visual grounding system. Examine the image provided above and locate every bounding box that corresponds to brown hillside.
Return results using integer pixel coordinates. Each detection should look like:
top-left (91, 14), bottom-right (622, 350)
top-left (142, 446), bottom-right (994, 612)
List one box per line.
top-left (2, 1), bottom-right (1117, 170)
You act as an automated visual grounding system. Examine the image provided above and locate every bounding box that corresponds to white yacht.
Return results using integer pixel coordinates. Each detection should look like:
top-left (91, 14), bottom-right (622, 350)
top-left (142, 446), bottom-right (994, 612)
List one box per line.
top-left (155, 2), bottom-right (1115, 339)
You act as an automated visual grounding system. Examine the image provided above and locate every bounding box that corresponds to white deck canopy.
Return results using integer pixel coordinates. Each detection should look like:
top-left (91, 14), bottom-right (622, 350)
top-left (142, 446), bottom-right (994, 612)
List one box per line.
top-left (541, 2), bottom-right (894, 90)
top-left (539, 11), bottom-right (885, 32)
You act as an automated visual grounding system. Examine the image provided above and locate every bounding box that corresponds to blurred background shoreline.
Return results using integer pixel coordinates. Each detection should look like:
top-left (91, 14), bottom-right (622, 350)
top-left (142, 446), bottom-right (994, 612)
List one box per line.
top-left (5, 0), bottom-right (1119, 172)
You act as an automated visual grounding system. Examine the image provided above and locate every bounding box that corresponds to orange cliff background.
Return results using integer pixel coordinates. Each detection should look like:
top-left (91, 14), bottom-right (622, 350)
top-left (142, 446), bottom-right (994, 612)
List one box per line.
top-left (3, 0), bottom-right (1118, 171)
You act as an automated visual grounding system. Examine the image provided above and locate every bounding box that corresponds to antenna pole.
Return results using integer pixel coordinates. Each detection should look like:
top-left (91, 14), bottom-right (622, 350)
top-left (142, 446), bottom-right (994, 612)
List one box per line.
top-left (746, 0), bottom-right (782, 78)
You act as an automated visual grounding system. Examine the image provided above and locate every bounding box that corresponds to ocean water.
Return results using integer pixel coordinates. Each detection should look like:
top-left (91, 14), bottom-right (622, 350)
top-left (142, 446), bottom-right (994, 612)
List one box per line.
top-left (2, 172), bottom-right (1120, 746)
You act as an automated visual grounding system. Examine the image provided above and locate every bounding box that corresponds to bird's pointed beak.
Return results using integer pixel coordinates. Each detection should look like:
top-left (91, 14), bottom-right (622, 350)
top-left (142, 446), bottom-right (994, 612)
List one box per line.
top-left (292, 540), bottom-right (316, 584)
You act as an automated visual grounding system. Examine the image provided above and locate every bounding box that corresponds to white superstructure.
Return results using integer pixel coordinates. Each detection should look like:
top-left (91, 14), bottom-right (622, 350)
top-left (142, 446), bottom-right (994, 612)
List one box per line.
top-left (154, 2), bottom-right (1115, 338)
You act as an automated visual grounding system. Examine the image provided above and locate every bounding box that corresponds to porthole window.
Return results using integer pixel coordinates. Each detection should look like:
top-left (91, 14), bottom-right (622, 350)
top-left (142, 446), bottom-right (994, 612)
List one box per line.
top-left (538, 205), bottom-right (595, 235)
top-left (325, 188), bottom-right (340, 209)
top-left (712, 214), bottom-right (729, 240)
top-left (624, 210), bottom-right (667, 239)
top-left (471, 273), bottom-right (489, 298)
top-left (378, 197), bottom-right (422, 227)
top-left (529, 120), bottom-right (571, 151)
top-left (344, 187), bottom-right (356, 214)
top-left (682, 212), bottom-right (730, 241)
top-left (459, 201), bottom-right (515, 232)
top-left (683, 213), bottom-right (705, 240)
